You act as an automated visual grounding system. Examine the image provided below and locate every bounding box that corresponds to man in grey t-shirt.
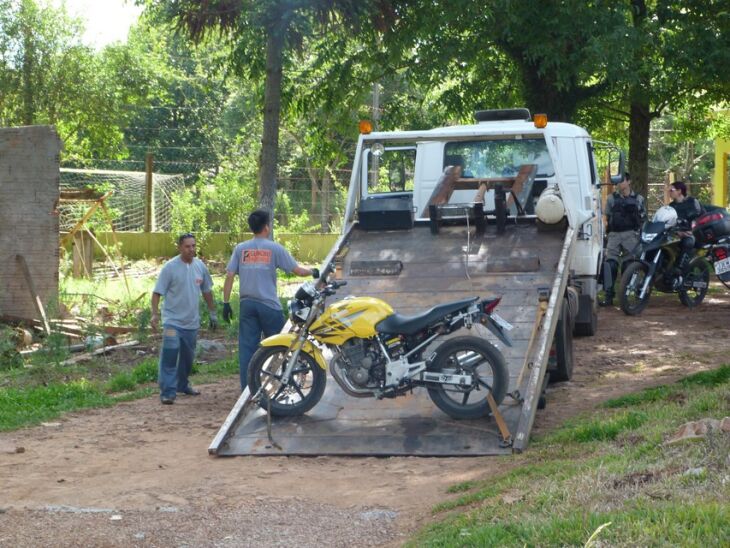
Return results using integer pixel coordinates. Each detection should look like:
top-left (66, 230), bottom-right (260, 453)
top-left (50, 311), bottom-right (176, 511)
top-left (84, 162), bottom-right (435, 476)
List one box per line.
top-left (222, 210), bottom-right (318, 391)
top-left (152, 233), bottom-right (217, 404)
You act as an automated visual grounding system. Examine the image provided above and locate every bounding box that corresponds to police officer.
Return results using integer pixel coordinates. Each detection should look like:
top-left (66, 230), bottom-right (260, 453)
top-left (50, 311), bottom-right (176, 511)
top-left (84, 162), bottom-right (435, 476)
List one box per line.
top-left (600, 173), bottom-right (646, 306)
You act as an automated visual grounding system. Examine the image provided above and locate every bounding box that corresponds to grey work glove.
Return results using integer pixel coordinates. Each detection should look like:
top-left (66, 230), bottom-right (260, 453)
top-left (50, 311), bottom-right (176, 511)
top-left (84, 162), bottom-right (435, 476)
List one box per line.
top-left (208, 310), bottom-right (218, 330)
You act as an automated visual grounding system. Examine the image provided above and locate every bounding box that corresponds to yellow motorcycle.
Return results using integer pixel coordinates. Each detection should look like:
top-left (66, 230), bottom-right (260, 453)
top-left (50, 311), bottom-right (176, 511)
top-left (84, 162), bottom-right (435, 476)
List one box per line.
top-left (247, 273), bottom-right (513, 420)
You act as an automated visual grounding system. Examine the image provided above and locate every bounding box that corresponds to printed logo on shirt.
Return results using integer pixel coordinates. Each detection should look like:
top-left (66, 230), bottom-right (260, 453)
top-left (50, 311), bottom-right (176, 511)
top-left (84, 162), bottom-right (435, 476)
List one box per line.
top-left (242, 249), bottom-right (272, 265)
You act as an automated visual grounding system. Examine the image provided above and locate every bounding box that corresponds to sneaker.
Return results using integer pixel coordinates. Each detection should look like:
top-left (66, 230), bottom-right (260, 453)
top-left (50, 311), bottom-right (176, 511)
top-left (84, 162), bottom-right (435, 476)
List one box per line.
top-left (161, 397), bottom-right (175, 405)
top-left (598, 296), bottom-right (613, 307)
top-left (179, 388), bottom-right (201, 396)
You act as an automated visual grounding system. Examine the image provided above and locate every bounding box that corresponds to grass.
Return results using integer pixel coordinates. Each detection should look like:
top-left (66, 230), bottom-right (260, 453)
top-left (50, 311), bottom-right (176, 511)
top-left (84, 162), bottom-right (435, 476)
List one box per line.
top-left (409, 364), bottom-right (730, 547)
top-left (0, 354), bottom-right (239, 431)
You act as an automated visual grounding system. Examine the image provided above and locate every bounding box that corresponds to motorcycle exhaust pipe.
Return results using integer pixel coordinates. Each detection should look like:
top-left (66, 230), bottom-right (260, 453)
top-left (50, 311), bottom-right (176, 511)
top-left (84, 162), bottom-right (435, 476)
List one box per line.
top-left (329, 357), bottom-right (378, 398)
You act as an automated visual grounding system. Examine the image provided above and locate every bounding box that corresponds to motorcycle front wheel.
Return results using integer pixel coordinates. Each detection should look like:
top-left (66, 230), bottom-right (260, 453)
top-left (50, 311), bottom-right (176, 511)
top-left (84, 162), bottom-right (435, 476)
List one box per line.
top-left (620, 261), bottom-right (652, 316)
top-left (426, 336), bottom-right (508, 420)
top-left (247, 345), bottom-right (326, 417)
top-left (679, 257), bottom-right (711, 308)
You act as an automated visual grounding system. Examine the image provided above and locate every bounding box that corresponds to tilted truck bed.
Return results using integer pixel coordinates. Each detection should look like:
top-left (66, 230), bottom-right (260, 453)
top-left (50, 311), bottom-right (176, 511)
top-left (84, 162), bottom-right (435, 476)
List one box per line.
top-left (210, 221), bottom-right (575, 456)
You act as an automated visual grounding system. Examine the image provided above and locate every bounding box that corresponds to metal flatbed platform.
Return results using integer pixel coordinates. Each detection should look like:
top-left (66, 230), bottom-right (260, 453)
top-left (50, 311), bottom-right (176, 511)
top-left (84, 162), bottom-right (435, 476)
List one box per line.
top-left (210, 221), bottom-right (575, 456)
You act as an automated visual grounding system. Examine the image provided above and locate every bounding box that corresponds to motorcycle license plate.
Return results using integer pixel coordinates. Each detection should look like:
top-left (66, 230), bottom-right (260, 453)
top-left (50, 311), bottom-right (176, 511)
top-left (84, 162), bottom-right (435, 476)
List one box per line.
top-left (714, 257), bottom-right (730, 275)
top-left (490, 313), bottom-right (513, 331)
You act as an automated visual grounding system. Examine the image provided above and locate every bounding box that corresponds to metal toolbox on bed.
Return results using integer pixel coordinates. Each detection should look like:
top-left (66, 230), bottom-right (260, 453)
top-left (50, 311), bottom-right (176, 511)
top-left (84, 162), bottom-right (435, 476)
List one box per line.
top-left (358, 195), bottom-right (415, 230)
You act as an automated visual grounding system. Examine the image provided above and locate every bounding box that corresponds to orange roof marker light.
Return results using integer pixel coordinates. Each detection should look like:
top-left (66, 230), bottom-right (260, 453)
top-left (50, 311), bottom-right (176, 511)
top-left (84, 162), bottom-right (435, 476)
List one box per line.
top-left (533, 113), bottom-right (548, 128)
top-left (359, 120), bottom-right (373, 134)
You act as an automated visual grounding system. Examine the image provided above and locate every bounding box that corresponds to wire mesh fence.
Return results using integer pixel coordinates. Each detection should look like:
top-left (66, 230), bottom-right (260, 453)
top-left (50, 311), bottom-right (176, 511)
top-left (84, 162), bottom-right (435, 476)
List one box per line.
top-left (59, 169), bottom-right (185, 232)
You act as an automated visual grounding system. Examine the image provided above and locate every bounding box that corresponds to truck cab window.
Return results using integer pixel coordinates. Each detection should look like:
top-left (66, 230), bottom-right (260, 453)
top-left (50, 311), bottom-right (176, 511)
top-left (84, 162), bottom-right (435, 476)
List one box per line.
top-left (366, 147), bottom-right (416, 194)
top-left (444, 139), bottom-right (555, 179)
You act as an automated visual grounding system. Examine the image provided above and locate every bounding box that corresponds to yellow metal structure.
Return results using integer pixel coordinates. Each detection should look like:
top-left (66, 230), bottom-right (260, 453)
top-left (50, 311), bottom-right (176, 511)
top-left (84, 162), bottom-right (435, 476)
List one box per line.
top-left (714, 138), bottom-right (729, 207)
top-left (308, 297), bottom-right (394, 345)
top-left (259, 334), bottom-right (328, 370)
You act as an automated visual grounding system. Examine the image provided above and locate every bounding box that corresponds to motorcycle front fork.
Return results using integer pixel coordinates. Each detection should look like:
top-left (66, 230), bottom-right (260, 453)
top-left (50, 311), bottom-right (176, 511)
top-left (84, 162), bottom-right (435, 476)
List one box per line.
top-left (634, 251), bottom-right (661, 299)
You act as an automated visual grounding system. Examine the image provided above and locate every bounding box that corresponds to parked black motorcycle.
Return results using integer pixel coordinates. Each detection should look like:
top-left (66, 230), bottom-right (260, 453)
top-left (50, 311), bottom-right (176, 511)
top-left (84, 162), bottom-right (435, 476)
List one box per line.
top-left (619, 211), bottom-right (711, 316)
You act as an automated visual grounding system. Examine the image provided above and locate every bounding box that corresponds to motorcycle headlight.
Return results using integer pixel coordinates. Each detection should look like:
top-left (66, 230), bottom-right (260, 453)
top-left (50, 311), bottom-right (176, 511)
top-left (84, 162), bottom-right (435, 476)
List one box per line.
top-left (295, 281), bottom-right (317, 305)
top-left (641, 232), bottom-right (658, 243)
top-left (288, 299), bottom-right (310, 323)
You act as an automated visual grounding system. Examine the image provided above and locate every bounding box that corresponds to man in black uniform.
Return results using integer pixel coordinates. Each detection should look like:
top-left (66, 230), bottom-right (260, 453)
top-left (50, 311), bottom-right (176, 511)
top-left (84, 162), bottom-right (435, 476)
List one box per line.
top-left (600, 173), bottom-right (646, 306)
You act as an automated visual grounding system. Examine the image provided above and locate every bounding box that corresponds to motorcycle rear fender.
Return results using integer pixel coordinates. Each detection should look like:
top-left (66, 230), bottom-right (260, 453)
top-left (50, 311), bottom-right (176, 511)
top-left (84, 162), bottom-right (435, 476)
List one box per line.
top-left (259, 333), bottom-right (327, 370)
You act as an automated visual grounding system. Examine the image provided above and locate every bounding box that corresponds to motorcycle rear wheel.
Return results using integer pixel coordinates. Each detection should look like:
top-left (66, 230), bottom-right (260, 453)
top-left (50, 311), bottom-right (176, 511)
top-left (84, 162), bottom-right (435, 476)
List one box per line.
top-left (620, 261), bottom-right (652, 316)
top-left (679, 257), bottom-right (711, 308)
top-left (426, 336), bottom-right (508, 420)
top-left (247, 345), bottom-right (326, 417)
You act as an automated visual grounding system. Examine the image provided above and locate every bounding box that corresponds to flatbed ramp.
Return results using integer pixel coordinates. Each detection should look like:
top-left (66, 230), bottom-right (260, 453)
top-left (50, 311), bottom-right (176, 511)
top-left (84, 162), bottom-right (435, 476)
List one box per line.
top-left (210, 222), bottom-right (576, 456)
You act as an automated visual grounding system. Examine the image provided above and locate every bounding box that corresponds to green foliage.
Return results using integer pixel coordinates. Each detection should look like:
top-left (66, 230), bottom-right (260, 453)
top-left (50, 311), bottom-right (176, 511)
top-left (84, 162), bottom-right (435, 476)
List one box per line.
top-left (0, 0), bottom-right (156, 161)
top-left (550, 410), bottom-right (649, 443)
top-left (131, 359), bottom-right (158, 384)
top-left (106, 372), bottom-right (137, 392)
top-left (37, 332), bottom-right (70, 367)
top-left (679, 365), bottom-right (730, 388)
top-left (0, 379), bottom-right (113, 431)
top-left (0, 327), bottom-right (23, 371)
top-left (199, 167), bottom-right (258, 239)
top-left (604, 365), bottom-right (730, 408)
top-left (170, 186), bottom-right (210, 247)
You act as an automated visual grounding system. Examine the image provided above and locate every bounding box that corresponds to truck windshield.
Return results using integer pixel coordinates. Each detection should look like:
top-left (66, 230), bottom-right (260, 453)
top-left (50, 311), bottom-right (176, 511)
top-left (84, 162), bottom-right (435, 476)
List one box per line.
top-left (444, 138), bottom-right (554, 178)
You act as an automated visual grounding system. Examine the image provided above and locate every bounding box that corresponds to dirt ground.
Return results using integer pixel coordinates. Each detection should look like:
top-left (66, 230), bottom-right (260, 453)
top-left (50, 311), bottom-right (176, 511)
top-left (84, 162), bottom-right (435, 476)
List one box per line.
top-left (1, 290), bottom-right (728, 547)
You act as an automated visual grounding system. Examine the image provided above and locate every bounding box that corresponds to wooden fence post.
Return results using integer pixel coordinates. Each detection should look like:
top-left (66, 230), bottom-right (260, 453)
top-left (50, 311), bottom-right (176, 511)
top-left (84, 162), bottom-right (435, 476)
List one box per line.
top-left (144, 153), bottom-right (155, 232)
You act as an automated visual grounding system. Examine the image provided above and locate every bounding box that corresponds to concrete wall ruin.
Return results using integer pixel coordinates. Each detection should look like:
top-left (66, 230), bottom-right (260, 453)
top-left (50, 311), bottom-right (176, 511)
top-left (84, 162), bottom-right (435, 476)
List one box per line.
top-left (0, 126), bottom-right (62, 320)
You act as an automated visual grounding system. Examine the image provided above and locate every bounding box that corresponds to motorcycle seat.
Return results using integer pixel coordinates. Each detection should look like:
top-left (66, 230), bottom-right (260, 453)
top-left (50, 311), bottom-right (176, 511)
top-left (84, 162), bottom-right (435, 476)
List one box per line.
top-left (375, 297), bottom-right (479, 336)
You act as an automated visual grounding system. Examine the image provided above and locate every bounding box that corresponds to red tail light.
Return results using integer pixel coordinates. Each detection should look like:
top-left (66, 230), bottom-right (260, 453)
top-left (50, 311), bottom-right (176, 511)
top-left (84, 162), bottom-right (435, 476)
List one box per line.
top-left (714, 247), bottom-right (728, 261)
top-left (482, 297), bottom-right (502, 313)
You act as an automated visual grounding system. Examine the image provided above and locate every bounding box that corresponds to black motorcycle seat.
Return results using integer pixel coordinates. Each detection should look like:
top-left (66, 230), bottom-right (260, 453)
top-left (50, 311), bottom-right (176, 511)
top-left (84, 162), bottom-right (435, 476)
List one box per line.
top-left (375, 297), bottom-right (479, 336)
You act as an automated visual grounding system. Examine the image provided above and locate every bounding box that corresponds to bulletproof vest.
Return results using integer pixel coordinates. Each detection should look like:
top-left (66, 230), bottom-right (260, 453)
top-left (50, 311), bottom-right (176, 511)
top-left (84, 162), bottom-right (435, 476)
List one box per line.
top-left (671, 197), bottom-right (702, 224)
top-left (609, 193), bottom-right (641, 232)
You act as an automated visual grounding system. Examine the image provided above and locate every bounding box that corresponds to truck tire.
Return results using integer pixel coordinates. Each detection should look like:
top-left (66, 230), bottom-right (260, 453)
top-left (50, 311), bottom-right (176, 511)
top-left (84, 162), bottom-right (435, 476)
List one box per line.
top-left (550, 299), bottom-right (574, 383)
top-left (573, 294), bottom-right (597, 337)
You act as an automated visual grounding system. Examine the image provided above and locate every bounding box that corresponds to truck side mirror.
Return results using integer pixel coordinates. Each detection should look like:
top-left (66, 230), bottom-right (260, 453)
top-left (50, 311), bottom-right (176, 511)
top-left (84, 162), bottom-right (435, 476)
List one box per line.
top-left (608, 150), bottom-right (625, 185)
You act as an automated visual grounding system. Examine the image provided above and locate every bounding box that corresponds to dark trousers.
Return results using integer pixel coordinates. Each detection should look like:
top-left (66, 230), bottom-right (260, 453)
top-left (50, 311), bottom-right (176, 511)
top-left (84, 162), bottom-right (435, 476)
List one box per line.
top-left (238, 300), bottom-right (286, 391)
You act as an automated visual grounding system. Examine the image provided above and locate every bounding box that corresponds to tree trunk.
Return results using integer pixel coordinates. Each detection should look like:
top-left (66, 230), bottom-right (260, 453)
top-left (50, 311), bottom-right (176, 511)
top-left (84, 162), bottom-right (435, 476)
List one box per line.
top-left (627, 0), bottom-right (651, 200)
top-left (628, 101), bottom-right (651, 199)
top-left (258, 30), bottom-right (285, 235)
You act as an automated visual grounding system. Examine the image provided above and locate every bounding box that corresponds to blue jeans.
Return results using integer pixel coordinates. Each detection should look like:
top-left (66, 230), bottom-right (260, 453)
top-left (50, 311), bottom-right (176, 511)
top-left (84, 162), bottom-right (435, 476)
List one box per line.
top-left (238, 300), bottom-right (286, 391)
top-left (158, 325), bottom-right (198, 400)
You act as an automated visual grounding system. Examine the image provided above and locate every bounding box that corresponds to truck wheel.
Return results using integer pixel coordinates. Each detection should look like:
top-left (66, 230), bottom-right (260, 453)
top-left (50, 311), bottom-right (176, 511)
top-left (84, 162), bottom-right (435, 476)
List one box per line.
top-left (573, 311), bottom-right (597, 336)
top-left (550, 298), bottom-right (574, 383)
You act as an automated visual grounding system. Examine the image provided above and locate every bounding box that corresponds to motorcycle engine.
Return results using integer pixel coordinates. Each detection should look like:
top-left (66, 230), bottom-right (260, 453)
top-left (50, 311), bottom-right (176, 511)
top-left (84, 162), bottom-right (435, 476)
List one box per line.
top-left (339, 338), bottom-right (385, 387)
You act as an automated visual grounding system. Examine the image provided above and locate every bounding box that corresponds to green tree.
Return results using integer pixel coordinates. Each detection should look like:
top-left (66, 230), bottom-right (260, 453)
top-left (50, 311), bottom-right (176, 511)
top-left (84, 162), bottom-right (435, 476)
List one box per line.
top-left (0, 0), bottom-right (155, 161)
top-left (617, 0), bottom-right (730, 197)
top-left (146, 0), bottom-right (392, 227)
